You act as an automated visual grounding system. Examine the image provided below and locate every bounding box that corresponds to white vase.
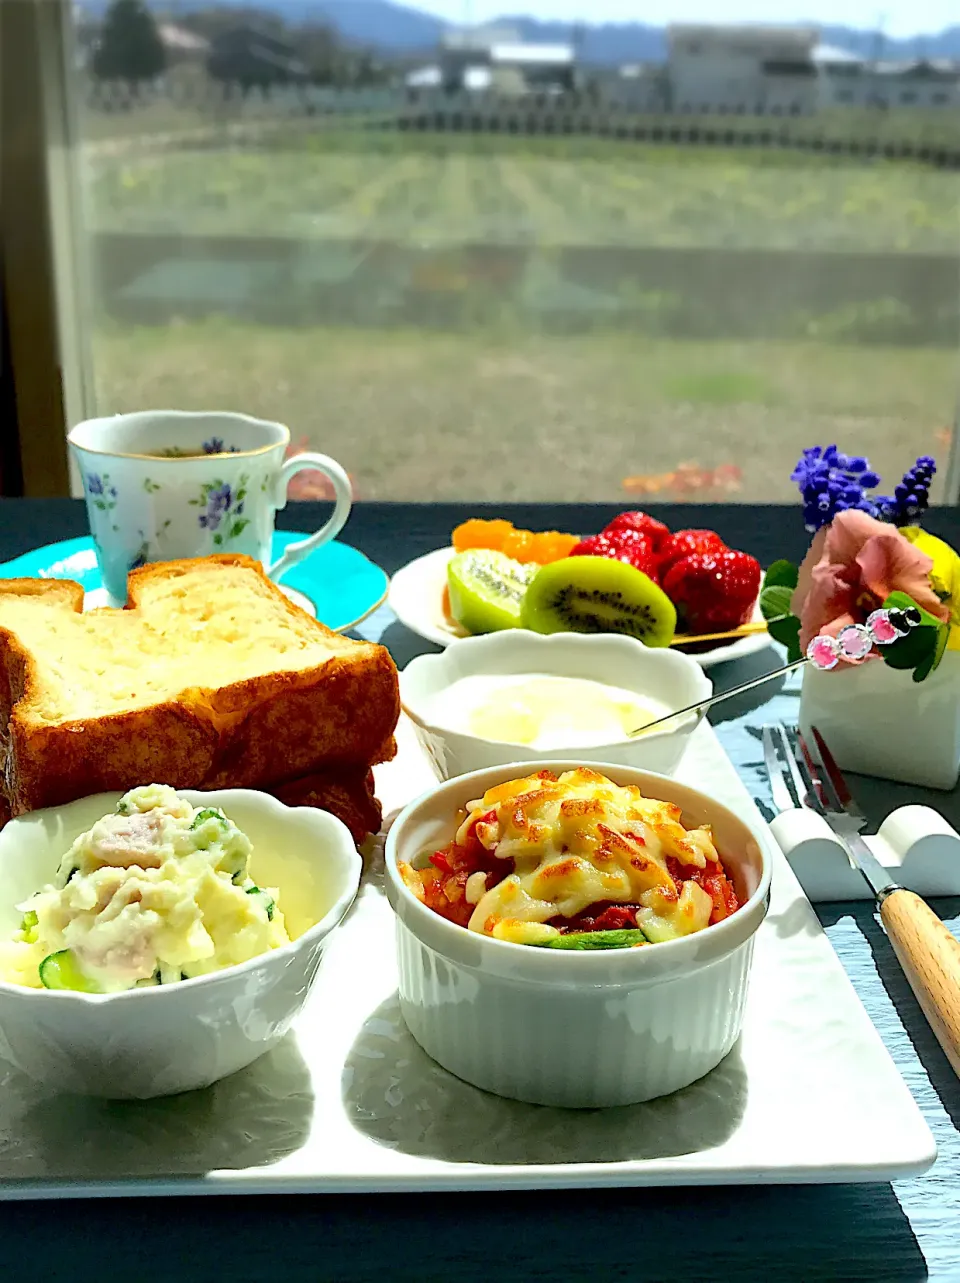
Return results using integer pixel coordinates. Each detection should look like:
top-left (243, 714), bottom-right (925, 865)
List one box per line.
top-left (798, 651), bottom-right (960, 790)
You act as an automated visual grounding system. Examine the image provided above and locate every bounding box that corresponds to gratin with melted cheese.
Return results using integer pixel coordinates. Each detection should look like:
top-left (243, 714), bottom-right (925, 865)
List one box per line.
top-left (398, 767), bottom-right (740, 948)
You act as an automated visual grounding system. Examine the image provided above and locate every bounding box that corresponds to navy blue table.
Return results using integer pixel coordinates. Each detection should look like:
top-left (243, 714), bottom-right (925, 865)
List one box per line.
top-left (1, 501), bottom-right (958, 1283)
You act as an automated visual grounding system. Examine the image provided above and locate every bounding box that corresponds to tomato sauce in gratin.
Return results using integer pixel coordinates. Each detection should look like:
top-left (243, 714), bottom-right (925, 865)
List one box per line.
top-left (398, 768), bottom-right (740, 948)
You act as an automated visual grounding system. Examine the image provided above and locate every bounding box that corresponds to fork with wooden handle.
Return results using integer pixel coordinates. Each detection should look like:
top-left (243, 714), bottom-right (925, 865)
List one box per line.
top-left (767, 722), bottom-right (960, 1079)
top-left (880, 889), bottom-right (960, 1078)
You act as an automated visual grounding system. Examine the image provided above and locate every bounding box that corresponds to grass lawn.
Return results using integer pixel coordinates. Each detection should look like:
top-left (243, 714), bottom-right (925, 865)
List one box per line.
top-left (91, 320), bottom-right (957, 503)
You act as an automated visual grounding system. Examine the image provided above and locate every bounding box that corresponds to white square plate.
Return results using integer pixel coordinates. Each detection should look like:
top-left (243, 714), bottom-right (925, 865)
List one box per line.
top-left (0, 719), bottom-right (936, 1197)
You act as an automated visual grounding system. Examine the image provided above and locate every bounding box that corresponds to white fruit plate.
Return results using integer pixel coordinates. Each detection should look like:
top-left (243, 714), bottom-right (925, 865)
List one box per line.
top-left (388, 547), bottom-right (770, 669)
top-left (0, 718), bottom-right (935, 1198)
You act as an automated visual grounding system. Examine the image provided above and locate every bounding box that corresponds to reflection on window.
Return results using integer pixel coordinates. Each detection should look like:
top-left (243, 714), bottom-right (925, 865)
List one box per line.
top-left (71, 4), bottom-right (958, 503)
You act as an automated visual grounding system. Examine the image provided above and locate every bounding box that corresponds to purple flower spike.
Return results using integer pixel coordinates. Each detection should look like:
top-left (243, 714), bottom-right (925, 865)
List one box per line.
top-left (792, 445), bottom-right (881, 532)
top-left (793, 446), bottom-right (938, 530)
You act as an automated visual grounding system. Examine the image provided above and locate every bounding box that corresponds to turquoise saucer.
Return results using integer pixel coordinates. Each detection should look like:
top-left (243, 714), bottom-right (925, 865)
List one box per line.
top-left (0, 531), bottom-right (389, 633)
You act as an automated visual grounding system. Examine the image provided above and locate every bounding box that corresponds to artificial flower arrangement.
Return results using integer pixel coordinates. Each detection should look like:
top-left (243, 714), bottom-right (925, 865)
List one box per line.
top-left (760, 449), bottom-right (960, 682)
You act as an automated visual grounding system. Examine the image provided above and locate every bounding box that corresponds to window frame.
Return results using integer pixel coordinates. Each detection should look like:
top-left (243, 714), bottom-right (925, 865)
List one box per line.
top-left (3, 0), bottom-right (960, 506)
top-left (1, 0), bottom-right (91, 497)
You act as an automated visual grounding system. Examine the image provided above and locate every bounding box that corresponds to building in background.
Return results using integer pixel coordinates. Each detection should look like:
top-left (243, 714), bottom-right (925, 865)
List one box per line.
top-left (488, 43), bottom-right (577, 95)
top-left (818, 53), bottom-right (960, 108)
top-left (157, 23), bottom-right (209, 65)
top-left (667, 24), bottom-right (819, 115)
top-left (653, 25), bottom-right (959, 115)
top-left (434, 24), bottom-right (577, 95)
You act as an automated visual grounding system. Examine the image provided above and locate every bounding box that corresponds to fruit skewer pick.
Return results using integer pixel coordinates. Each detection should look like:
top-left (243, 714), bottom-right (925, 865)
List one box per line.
top-left (671, 619), bottom-right (770, 647)
top-left (629, 657), bottom-right (808, 738)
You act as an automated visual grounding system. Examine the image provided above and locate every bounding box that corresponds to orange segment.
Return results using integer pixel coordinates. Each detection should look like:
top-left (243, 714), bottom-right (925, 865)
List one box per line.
top-left (452, 518), bottom-right (514, 552)
top-left (451, 519), bottom-right (578, 563)
top-left (502, 529), bottom-right (538, 563)
top-left (530, 531), bottom-right (581, 563)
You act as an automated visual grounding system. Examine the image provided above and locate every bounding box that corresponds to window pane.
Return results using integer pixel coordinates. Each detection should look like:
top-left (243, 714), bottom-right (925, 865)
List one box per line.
top-left (72, 4), bottom-right (959, 504)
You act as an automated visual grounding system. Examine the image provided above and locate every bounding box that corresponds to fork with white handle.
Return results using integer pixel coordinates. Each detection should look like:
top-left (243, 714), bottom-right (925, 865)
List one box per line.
top-left (763, 722), bottom-right (960, 1079)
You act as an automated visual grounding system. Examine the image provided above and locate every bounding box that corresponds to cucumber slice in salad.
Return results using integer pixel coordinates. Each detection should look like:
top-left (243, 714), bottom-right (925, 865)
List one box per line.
top-left (190, 807), bottom-right (227, 831)
top-left (38, 950), bottom-right (103, 992)
top-left (245, 886), bottom-right (275, 921)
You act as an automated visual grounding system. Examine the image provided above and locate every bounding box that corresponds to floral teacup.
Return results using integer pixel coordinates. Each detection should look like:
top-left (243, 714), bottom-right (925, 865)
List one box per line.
top-left (68, 411), bottom-right (352, 603)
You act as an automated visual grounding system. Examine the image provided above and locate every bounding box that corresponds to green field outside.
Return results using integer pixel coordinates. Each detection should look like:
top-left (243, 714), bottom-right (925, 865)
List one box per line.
top-left (80, 114), bottom-right (960, 503)
top-left (91, 322), bottom-right (956, 502)
top-left (87, 134), bottom-right (959, 253)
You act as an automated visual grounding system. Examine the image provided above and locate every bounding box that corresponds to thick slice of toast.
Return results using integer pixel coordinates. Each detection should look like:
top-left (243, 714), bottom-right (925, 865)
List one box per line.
top-left (0, 555), bottom-right (399, 816)
top-left (268, 765), bottom-right (382, 846)
top-left (0, 764), bottom-right (386, 846)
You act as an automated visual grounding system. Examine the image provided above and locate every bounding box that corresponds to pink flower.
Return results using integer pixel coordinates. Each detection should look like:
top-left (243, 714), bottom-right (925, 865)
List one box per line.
top-left (791, 509), bottom-right (947, 653)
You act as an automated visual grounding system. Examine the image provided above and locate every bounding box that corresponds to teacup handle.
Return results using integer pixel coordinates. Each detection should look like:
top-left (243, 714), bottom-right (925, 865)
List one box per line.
top-left (267, 452), bottom-right (353, 582)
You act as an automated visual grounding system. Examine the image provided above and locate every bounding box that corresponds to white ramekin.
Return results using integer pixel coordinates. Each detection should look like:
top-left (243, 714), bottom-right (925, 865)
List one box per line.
top-left (400, 631), bottom-right (712, 780)
top-left (384, 759), bottom-right (771, 1108)
top-left (0, 789), bottom-right (361, 1099)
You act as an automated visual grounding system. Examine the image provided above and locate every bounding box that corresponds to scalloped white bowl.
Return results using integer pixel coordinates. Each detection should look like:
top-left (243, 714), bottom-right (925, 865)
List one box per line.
top-left (400, 631), bottom-right (712, 780)
top-left (0, 789), bottom-right (361, 1099)
top-left (385, 759), bottom-right (771, 1108)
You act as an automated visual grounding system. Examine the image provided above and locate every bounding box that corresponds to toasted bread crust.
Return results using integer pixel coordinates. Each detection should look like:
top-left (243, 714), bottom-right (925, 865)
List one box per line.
top-left (0, 556), bottom-right (399, 823)
top-left (268, 765), bottom-right (382, 846)
top-left (201, 649), bottom-right (400, 789)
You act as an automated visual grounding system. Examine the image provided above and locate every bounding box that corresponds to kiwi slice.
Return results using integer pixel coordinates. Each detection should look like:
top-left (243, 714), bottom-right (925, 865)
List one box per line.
top-left (520, 556), bottom-right (676, 646)
top-left (447, 550), bottom-right (537, 635)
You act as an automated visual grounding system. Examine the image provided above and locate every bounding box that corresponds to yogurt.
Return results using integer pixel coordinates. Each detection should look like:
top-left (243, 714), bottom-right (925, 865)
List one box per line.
top-left (427, 673), bottom-right (673, 749)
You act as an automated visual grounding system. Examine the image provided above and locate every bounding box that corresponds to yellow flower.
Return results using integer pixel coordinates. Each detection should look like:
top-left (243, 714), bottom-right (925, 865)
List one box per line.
top-left (900, 526), bottom-right (960, 649)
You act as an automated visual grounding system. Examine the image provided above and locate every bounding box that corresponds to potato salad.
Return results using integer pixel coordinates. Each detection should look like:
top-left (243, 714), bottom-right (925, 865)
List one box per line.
top-left (0, 785), bottom-right (290, 993)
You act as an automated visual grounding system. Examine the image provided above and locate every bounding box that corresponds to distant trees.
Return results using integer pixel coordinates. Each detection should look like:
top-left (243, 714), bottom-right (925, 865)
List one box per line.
top-left (297, 24), bottom-right (342, 85)
top-left (91, 0), bottom-right (166, 86)
top-left (206, 25), bottom-right (307, 94)
top-left (333, 49), bottom-right (391, 88)
top-left (88, 2), bottom-right (392, 96)
top-left (204, 17), bottom-right (391, 92)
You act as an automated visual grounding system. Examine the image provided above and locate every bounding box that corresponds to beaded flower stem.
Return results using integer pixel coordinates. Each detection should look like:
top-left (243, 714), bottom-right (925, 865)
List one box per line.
top-left (806, 607), bottom-right (922, 670)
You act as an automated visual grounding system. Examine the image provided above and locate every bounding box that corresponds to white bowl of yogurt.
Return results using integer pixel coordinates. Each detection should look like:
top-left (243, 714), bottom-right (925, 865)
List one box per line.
top-left (400, 632), bottom-right (712, 780)
top-left (0, 786), bottom-right (361, 1099)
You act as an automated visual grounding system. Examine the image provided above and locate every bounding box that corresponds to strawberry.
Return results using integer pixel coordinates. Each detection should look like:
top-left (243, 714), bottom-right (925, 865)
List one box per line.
top-left (603, 510), bottom-right (670, 551)
top-left (661, 550), bottom-right (762, 634)
top-left (657, 529), bottom-right (727, 575)
top-left (604, 511), bottom-right (668, 548)
top-left (569, 531), bottom-right (659, 579)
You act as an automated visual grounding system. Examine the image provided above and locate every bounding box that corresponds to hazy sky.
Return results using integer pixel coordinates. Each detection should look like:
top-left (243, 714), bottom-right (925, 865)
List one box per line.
top-left (411, 2), bottom-right (956, 39)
